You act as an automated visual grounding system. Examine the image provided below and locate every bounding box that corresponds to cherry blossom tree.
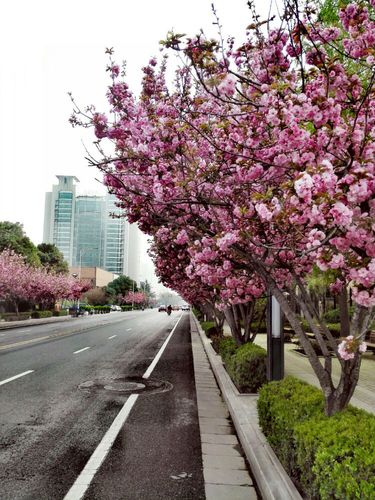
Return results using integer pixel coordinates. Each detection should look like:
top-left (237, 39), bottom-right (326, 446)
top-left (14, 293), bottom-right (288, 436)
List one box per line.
top-left (0, 250), bottom-right (90, 313)
top-left (71, 0), bottom-right (374, 414)
top-left (121, 291), bottom-right (147, 307)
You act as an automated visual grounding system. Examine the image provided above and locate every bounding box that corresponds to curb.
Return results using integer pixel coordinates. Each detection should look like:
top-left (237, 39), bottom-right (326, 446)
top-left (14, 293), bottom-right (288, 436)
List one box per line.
top-left (0, 316), bottom-right (74, 330)
top-left (191, 313), bottom-right (302, 500)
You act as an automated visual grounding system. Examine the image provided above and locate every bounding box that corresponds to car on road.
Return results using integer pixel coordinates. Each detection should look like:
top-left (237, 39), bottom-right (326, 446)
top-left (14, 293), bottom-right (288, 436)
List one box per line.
top-left (158, 305), bottom-right (167, 312)
top-left (110, 305), bottom-right (122, 311)
top-left (181, 304), bottom-right (190, 311)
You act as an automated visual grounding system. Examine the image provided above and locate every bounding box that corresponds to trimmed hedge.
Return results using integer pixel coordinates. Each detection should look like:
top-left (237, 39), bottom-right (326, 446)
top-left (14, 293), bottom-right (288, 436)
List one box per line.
top-left (52, 310), bottom-right (68, 317)
top-left (226, 342), bottom-right (267, 393)
top-left (217, 337), bottom-right (237, 363)
top-left (215, 337), bottom-right (266, 393)
top-left (31, 310), bottom-right (53, 319)
top-left (258, 377), bottom-right (375, 499)
top-left (93, 305), bottom-right (111, 313)
top-left (0, 312), bottom-right (31, 321)
top-left (121, 305), bottom-right (133, 311)
top-left (201, 321), bottom-right (223, 338)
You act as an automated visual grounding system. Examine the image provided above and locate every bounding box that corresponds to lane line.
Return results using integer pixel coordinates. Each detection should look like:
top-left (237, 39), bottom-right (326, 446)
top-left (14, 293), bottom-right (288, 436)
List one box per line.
top-left (108, 335), bottom-right (117, 340)
top-left (143, 314), bottom-right (183, 380)
top-left (64, 313), bottom-right (184, 500)
top-left (0, 370), bottom-right (34, 386)
top-left (0, 335), bottom-right (50, 351)
top-left (126, 328), bottom-right (132, 331)
top-left (73, 347), bottom-right (91, 354)
top-left (64, 394), bottom-right (138, 500)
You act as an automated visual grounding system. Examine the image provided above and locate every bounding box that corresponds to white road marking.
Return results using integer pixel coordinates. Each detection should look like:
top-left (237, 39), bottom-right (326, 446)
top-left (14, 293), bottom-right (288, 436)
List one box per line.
top-left (63, 394), bottom-right (139, 500)
top-left (108, 335), bottom-right (117, 340)
top-left (64, 313), bottom-right (183, 500)
top-left (17, 329), bottom-right (32, 333)
top-left (73, 347), bottom-right (90, 354)
top-left (126, 328), bottom-right (132, 331)
top-left (143, 314), bottom-right (183, 379)
top-left (0, 370), bottom-right (34, 386)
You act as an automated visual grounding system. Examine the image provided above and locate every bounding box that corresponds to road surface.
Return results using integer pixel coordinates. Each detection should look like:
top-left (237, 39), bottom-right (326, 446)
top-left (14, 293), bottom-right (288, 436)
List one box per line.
top-left (0, 310), bottom-right (205, 499)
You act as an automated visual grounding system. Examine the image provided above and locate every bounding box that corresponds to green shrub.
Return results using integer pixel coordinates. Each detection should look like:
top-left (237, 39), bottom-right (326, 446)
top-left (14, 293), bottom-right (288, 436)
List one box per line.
top-left (295, 407), bottom-right (375, 499)
top-left (257, 377), bottom-right (324, 477)
top-left (217, 337), bottom-right (237, 364)
top-left (201, 321), bottom-right (223, 338)
top-left (258, 377), bottom-right (375, 498)
top-left (201, 321), bottom-right (215, 332)
top-left (31, 310), bottom-right (53, 319)
top-left (225, 342), bottom-right (267, 393)
top-left (93, 305), bottom-right (111, 313)
top-left (323, 308), bottom-right (340, 323)
top-left (121, 305), bottom-right (132, 311)
top-left (0, 312), bottom-right (32, 321)
top-left (52, 310), bottom-right (68, 317)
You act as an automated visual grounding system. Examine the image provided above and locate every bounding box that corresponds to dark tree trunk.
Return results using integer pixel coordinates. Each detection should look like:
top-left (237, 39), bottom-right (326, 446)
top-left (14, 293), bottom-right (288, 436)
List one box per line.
top-left (339, 288), bottom-right (350, 338)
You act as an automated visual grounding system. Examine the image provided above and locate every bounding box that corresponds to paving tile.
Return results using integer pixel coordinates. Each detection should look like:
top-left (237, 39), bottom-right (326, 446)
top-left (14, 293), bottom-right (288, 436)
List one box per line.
top-left (201, 433), bottom-right (238, 445)
top-left (199, 408), bottom-right (229, 418)
top-left (202, 443), bottom-right (241, 457)
top-left (205, 483), bottom-right (258, 500)
top-left (204, 467), bottom-right (253, 486)
top-left (203, 454), bottom-right (248, 470)
top-left (199, 417), bottom-right (231, 426)
top-left (200, 424), bottom-right (233, 435)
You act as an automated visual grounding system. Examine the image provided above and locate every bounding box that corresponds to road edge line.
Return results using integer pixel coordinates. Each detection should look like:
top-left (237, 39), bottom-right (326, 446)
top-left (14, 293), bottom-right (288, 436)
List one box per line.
top-left (142, 313), bottom-right (183, 380)
top-left (64, 393), bottom-right (139, 500)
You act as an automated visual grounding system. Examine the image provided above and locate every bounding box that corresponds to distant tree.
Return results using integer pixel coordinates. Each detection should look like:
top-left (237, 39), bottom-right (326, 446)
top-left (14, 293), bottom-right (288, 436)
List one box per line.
top-left (105, 275), bottom-right (137, 302)
top-left (37, 243), bottom-right (69, 275)
top-left (0, 221), bottom-right (40, 266)
top-left (140, 279), bottom-right (155, 305)
top-left (83, 287), bottom-right (108, 306)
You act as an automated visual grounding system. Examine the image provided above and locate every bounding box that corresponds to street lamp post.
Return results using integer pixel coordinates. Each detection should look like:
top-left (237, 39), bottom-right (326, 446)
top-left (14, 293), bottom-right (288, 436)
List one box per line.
top-left (267, 295), bottom-right (284, 381)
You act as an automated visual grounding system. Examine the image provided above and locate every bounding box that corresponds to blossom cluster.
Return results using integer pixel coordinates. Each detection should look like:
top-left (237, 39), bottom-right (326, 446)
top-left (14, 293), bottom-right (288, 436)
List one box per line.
top-left (73, 1), bottom-right (374, 355)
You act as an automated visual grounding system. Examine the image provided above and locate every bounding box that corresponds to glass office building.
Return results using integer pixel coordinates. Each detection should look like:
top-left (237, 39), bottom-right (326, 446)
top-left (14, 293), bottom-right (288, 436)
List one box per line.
top-left (43, 178), bottom-right (140, 282)
top-left (43, 176), bottom-right (78, 264)
top-left (73, 196), bottom-right (105, 268)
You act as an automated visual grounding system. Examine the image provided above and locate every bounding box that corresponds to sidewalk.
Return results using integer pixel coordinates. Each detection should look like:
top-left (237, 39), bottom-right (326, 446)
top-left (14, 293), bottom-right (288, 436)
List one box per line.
top-left (191, 315), bottom-right (301, 500)
top-left (254, 334), bottom-right (375, 415)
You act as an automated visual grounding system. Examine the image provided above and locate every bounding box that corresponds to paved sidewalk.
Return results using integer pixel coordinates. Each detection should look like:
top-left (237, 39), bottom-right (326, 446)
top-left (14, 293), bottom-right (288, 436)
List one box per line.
top-left (255, 335), bottom-right (375, 415)
top-left (191, 323), bottom-right (258, 499)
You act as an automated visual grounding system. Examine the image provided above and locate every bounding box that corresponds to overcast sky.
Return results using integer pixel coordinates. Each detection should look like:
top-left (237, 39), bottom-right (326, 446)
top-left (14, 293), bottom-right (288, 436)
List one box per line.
top-left (0, 0), bottom-right (278, 247)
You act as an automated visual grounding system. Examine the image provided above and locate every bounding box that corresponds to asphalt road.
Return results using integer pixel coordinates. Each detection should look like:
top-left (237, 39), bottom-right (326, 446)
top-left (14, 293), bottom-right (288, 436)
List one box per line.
top-left (0, 310), bottom-right (204, 500)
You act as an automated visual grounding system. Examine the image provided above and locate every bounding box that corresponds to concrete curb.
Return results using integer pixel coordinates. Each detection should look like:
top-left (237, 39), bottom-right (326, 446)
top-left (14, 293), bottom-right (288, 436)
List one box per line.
top-left (0, 315), bottom-right (74, 330)
top-left (191, 313), bottom-right (302, 500)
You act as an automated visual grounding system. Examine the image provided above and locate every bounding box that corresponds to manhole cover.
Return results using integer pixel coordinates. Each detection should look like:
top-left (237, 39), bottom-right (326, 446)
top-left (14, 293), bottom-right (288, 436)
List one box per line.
top-left (104, 381), bottom-right (146, 392)
top-left (79, 376), bottom-right (173, 396)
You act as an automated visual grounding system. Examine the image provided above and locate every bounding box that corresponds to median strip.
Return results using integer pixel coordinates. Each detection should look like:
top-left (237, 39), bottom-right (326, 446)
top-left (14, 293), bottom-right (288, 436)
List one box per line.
top-left (74, 347), bottom-right (91, 354)
top-left (0, 370), bottom-right (34, 386)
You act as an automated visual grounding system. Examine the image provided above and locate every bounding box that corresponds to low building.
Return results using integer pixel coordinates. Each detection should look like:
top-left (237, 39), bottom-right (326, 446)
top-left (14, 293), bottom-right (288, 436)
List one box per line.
top-left (69, 266), bottom-right (118, 288)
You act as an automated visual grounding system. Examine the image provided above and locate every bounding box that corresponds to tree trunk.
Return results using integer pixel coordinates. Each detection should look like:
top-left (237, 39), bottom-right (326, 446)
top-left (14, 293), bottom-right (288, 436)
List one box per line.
top-left (224, 306), bottom-right (243, 346)
top-left (339, 288), bottom-right (350, 338)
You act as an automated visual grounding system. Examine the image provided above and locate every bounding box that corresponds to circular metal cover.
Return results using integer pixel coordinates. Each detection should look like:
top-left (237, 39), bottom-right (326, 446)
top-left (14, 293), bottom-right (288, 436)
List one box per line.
top-left (104, 381), bottom-right (146, 392)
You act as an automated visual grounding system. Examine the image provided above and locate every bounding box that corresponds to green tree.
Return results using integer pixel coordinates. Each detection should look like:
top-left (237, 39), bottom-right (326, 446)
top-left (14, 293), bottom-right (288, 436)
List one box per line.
top-left (0, 221), bottom-right (40, 266)
top-left (37, 243), bottom-right (69, 275)
top-left (105, 275), bottom-right (137, 302)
